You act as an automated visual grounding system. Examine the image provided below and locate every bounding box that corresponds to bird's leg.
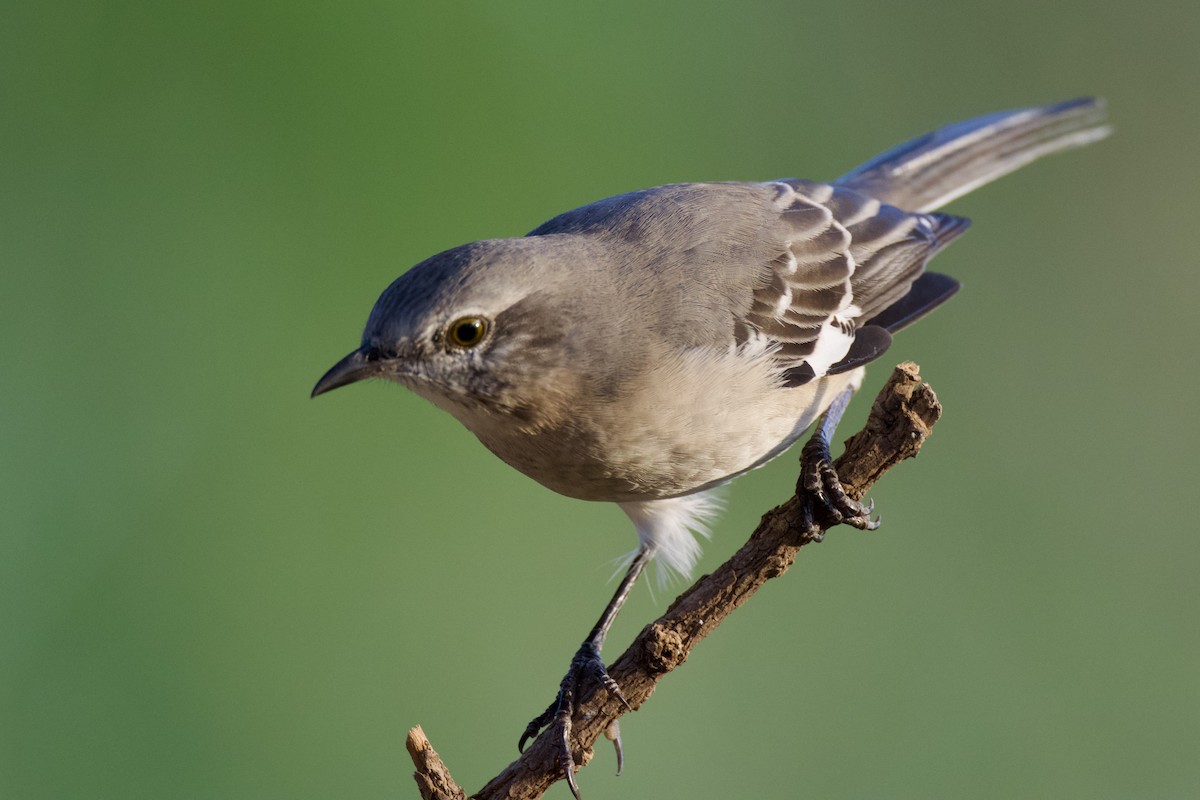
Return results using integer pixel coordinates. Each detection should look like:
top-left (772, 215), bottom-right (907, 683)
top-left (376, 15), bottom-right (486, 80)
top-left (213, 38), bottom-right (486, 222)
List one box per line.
top-left (519, 547), bottom-right (651, 799)
top-left (799, 386), bottom-right (880, 539)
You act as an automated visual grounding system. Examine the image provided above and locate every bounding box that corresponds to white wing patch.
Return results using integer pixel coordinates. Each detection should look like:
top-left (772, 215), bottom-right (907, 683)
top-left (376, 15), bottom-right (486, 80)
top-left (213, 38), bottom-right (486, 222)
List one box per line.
top-left (772, 284), bottom-right (794, 317)
top-left (805, 311), bottom-right (858, 377)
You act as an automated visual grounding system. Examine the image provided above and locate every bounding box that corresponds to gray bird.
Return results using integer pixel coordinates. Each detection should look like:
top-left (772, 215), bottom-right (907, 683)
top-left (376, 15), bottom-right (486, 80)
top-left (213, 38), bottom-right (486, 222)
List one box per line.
top-left (313, 97), bottom-right (1109, 796)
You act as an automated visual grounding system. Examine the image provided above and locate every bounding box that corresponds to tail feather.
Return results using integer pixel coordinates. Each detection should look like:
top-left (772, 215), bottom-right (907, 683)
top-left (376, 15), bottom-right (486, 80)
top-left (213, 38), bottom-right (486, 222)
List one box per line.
top-left (836, 97), bottom-right (1111, 212)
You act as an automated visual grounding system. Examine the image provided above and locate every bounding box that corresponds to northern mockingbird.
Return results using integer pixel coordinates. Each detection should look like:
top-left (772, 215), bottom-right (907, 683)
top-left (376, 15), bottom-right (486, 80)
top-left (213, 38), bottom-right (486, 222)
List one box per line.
top-left (313, 97), bottom-right (1108, 796)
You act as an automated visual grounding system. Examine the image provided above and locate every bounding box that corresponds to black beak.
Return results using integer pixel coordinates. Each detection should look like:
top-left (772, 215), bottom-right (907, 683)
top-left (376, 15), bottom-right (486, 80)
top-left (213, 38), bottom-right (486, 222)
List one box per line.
top-left (311, 348), bottom-right (381, 398)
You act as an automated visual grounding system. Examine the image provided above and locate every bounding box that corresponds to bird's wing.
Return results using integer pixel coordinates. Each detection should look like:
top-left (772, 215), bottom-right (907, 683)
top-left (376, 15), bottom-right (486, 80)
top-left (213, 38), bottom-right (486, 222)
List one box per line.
top-left (745, 179), bottom-right (968, 386)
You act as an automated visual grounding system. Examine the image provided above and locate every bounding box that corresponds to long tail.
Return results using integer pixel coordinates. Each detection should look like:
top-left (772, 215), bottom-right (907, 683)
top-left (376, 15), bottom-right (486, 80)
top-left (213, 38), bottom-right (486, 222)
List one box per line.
top-left (836, 97), bottom-right (1110, 212)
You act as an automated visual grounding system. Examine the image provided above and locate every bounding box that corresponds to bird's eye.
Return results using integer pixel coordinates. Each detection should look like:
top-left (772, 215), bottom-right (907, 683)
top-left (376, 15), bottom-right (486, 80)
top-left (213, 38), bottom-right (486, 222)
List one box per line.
top-left (447, 316), bottom-right (489, 348)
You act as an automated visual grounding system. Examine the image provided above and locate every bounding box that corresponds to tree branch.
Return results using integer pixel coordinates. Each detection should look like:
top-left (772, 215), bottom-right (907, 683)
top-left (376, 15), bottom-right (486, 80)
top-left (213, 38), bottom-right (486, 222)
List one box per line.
top-left (407, 362), bottom-right (941, 800)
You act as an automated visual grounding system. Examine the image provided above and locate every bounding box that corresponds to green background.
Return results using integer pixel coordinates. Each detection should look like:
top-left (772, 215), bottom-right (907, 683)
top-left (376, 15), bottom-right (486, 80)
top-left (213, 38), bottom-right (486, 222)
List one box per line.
top-left (3, 2), bottom-right (1196, 798)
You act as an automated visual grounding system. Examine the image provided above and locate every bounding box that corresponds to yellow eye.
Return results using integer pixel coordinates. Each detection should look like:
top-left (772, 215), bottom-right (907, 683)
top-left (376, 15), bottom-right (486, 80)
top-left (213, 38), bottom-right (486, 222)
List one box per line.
top-left (447, 316), bottom-right (488, 348)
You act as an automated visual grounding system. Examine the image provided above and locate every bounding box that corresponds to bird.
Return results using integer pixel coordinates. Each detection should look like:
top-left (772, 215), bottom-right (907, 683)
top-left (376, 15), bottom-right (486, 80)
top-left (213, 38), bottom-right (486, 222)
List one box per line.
top-left (312, 97), bottom-right (1109, 797)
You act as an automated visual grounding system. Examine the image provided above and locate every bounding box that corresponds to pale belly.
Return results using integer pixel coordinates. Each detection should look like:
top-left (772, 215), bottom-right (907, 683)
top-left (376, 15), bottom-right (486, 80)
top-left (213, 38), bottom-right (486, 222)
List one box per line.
top-left (468, 359), bottom-right (866, 503)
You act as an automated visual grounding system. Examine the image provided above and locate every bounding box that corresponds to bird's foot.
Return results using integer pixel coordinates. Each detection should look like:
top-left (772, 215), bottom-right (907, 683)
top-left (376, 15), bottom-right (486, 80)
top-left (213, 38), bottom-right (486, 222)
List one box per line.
top-left (519, 640), bottom-right (629, 799)
top-left (798, 433), bottom-right (880, 540)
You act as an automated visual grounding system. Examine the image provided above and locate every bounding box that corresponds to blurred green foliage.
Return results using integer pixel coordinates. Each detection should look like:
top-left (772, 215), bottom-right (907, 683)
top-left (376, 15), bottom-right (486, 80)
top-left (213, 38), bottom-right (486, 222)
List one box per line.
top-left (3, 2), bottom-right (1197, 798)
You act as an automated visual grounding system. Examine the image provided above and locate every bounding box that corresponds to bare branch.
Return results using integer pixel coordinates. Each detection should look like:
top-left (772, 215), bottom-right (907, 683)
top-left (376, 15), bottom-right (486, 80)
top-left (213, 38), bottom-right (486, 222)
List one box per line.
top-left (409, 362), bottom-right (941, 800)
top-left (407, 726), bottom-right (468, 800)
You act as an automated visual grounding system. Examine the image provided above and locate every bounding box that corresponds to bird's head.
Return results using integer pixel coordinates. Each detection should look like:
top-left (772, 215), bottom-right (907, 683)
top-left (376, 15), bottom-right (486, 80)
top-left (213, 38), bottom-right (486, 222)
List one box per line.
top-left (311, 238), bottom-right (595, 432)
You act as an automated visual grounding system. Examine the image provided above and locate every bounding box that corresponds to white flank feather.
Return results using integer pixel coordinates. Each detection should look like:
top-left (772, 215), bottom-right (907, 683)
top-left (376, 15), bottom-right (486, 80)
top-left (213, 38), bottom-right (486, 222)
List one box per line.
top-left (618, 489), bottom-right (727, 586)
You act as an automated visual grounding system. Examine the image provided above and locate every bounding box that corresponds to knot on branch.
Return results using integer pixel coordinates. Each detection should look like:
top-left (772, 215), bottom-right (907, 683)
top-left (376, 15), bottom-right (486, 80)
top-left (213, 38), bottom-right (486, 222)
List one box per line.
top-left (641, 622), bottom-right (688, 674)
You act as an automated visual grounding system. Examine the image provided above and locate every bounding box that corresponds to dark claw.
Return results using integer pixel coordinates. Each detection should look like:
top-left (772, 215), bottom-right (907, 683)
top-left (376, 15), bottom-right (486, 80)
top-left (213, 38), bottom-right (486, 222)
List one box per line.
top-left (519, 640), bottom-right (627, 797)
top-left (605, 719), bottom-right (624, 776)
top-left (799, 436), bottom-right (880, 533)
top-left (598, 672), bottom-right (631, 711)
top-left (519, 700), bottom-right (556, 753)
top-left (559, 704), bottom-right (580, 800)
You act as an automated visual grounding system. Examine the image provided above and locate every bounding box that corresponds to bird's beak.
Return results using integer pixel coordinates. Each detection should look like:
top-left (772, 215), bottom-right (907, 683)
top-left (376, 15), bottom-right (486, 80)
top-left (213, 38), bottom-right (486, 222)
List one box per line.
top-left (311, 348), bottom-right (382, 398)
